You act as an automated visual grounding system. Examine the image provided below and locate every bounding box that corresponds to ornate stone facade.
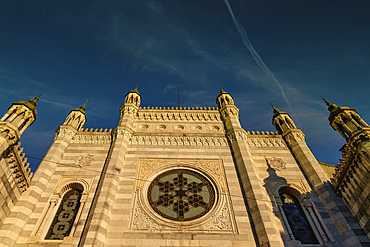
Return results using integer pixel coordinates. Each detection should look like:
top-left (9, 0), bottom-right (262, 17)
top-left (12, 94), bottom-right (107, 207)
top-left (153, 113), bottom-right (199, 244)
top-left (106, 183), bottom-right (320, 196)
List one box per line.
top-left (0, 90), bottom-right (369, 247)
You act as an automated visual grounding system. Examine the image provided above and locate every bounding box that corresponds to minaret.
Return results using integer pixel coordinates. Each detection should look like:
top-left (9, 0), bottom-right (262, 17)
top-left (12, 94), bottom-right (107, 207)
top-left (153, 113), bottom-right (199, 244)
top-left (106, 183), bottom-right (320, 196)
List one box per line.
top-left (63, 100), bottom-right (88, 131)
top-left (0, 93), bottom-right (42, 154)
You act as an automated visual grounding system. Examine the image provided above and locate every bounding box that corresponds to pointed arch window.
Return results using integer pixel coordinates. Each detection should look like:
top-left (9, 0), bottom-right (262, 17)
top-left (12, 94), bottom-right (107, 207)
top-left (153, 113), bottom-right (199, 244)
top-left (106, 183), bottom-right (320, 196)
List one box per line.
top-left (280, 192), bottom-right (319, 244)
top-left (45, 189), bottom-right (82, 240)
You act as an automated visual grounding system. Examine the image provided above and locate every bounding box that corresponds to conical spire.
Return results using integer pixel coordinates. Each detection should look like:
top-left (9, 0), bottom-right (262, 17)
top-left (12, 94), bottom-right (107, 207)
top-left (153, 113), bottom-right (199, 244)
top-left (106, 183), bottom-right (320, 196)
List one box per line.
top-left (321, 96), bottom-right (337, 112)
top-left (73, 100), bottom-right (88, 115)
top-left (321, 96), bottom-right (330, 106)
top-left (129, 86), bottom-right (140, 96)
top-left (270, 102), bottom-right (279, 113)
top-left (29, 92), bottom-right (43, 106)
top-left (81, 99), bottom-right (88, 110)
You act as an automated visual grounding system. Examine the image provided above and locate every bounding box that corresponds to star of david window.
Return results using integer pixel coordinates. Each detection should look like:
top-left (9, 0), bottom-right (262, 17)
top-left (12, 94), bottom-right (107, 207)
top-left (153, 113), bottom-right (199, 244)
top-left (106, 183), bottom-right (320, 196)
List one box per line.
top-left (148, 169), bottom-right (215, 221)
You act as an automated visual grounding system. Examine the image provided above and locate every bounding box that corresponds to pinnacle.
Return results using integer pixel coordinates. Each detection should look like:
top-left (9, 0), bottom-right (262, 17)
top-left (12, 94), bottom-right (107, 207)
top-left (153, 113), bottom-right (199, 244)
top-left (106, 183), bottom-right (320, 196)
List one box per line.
top-left (220, 86), bottom-right (226, 94)
top-left (321, 96), bottom-right (331, 106)
top-left (29, 92), bottom-right (43, 106)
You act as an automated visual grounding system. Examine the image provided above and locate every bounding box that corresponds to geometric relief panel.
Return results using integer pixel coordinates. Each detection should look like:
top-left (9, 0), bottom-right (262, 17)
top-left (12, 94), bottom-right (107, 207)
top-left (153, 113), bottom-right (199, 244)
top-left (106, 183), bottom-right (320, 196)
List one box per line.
top-left (129, 158), bottom-right (237, 233)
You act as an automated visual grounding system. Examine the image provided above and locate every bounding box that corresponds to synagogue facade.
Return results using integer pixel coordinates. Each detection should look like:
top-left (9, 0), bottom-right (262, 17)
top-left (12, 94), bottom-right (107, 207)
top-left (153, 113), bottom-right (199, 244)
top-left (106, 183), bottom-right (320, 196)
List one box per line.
top-left (0, 88), bottom-right (369, 247)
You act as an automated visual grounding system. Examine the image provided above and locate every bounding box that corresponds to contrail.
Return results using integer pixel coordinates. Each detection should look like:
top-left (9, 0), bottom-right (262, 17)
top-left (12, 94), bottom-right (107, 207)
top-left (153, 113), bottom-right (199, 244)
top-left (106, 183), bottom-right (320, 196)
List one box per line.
top-left (223, 0), bottom-right (300, 127)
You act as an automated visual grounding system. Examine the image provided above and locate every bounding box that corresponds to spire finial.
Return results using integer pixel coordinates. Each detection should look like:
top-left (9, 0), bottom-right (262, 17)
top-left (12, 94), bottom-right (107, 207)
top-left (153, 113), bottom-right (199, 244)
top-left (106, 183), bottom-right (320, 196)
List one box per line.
top-left (321, 96), bottom-right (331, 106)
top-left (321, 96), bottom-right (338, 112)
top-left (270, 102), bottom-right (280, 114)
top-left (29, 92), bottom-right (43, 106)
top-left (35, 92), bottom-right (43, 101)
top-left (220, 86), bottom-right (226, 93)
top-left (80, 99), bottom-right (88, 111)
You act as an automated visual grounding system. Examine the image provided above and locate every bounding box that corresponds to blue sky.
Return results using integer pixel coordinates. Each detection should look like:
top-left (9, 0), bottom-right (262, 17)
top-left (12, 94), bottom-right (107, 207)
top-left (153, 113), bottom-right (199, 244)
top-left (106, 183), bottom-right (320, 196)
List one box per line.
top-left (1, 0), bottom-right (369, 171)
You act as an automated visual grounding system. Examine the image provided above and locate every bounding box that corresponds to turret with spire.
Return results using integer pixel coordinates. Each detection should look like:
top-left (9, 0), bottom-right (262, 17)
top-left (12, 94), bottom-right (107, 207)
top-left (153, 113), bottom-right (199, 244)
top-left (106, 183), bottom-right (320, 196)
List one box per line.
top-left (119, 87), bottom-right (141, 127)
top-left (322, 97), bottom-right (369, 142)
top-left (63, 100), bottom-right (88, 130)
top-left (216, 86), bottom-right (234, 109)
top-left (271, 103), bottom-right (296, 134)
top-left (0, 93), bottom-right (42, 154)
top-left (124, 86), bottom-right (141, 107)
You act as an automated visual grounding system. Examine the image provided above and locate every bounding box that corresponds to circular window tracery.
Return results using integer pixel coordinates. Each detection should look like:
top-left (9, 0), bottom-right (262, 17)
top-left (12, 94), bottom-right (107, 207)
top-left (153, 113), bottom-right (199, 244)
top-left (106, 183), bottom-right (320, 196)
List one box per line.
top-left (148, 169), bottom-right (215, 221)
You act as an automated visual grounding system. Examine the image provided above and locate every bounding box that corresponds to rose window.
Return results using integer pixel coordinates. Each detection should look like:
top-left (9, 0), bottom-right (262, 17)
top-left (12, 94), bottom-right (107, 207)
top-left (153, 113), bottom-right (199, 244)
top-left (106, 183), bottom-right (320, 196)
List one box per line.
top-left (148, 169), bottom-right (215, 221)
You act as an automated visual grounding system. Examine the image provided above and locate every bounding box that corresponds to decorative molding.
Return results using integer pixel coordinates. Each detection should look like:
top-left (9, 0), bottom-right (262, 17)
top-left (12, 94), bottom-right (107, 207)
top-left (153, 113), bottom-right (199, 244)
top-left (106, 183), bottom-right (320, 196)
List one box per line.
top-left (226, 131), bottom-right (286, 147)
top-left (129, 135), bottom-right (228, 147)
top-left (3, 142), bottom-right (32, 192)
top-left (71, 134), bottom-right (111, 144)
top-left (284, 130), bottom-right (305, 145)
top-left (200, 203), bottom-right (232, 231)
top-left (0, 122), bottom-right (19, 146)
top-left (75, 154), bottom-right (94, 167)
top-left (136, 158), bottom-right (227, 190)
top-left (131, 199), bottom-right (168, 231)
top-left (55, 127), bottom-right (76, 140)
top-left (130, 192), bottom-right (234, 233)
top-left (136, 110), bottom-right (221, 122)
top-left (247, 137), bottom-right (286, 147)
top-left (266, 157), bottom-right (287, 171)
top-left (220, 106), bottom-right (239, 118)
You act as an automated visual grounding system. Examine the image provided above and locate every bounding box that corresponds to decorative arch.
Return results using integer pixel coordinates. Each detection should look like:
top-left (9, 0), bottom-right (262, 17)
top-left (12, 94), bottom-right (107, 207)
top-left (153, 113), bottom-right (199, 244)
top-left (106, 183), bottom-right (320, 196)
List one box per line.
top-left (34, 178), bottom-right (91, 241)
top-left (45, 189), bottom-right (82, 240)
top-left (274, 183), bottom-right (307, 201)
top-left (54, 178), bottom-right (89, 197)
top-left (275, 185), bottom-right (329, 245)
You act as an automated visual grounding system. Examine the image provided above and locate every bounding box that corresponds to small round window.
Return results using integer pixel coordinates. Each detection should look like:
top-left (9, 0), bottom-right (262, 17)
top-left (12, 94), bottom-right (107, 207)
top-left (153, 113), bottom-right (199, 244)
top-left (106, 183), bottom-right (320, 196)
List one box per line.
top-left (148, 169), bottom-right (215, 221)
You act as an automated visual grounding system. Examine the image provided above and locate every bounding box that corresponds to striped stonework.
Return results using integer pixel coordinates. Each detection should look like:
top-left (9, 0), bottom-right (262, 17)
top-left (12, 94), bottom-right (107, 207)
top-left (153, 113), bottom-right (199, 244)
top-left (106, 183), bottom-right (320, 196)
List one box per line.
top-left (1, 89), bottom-right (369, 247)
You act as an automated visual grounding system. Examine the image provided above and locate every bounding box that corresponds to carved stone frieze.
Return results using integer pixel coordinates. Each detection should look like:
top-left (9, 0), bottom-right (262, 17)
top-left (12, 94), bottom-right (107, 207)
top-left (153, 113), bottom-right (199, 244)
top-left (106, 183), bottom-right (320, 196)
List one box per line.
top-left (226, 130), bottom-right (286, 148)
top-left (200, 203), bottom-right (232, 231)
top-left (129, 135), bottom-right (228, 146)
top-left (131, 199), bottom-right (164, 231)
top-left (136, 111), bottom-right (221, 122)
top-left (0, 123), bottom-right (19, 146)
top-left (283, 131), bottom-right (305, 146)
top-left (71, 134), bottom-right (111, 144)
top-left (130, 194), bottom-right (235, 233)
top-left (3, 142), bottom-right (32, 193)
top-left (266, 157), bottom-right (287, 171)
top-left (247, 137), bottom-right (287, 147)
top-left (55, 127), bottom-right (76, 140)
top-left (136, 158), bottom-right (227, 191)
top-left (75, 154), bottom-right (94, 167)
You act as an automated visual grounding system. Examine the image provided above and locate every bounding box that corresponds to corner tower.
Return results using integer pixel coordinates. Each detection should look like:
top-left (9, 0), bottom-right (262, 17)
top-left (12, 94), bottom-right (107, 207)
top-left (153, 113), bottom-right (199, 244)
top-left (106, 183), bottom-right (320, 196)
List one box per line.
top-left (326, 98), bottom-right (370, 239)
top-left (0, 93), bottom-right (42, 154)
top-left (272, 103), bottom-right (368, 246)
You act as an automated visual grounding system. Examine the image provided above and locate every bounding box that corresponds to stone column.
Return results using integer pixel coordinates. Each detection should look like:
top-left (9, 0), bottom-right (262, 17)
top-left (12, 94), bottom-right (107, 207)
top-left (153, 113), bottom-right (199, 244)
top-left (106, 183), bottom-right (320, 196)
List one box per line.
top-left (78, 102), bottom-right (137, 247)
top-left (218, 102), bottom-right (284, 246)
